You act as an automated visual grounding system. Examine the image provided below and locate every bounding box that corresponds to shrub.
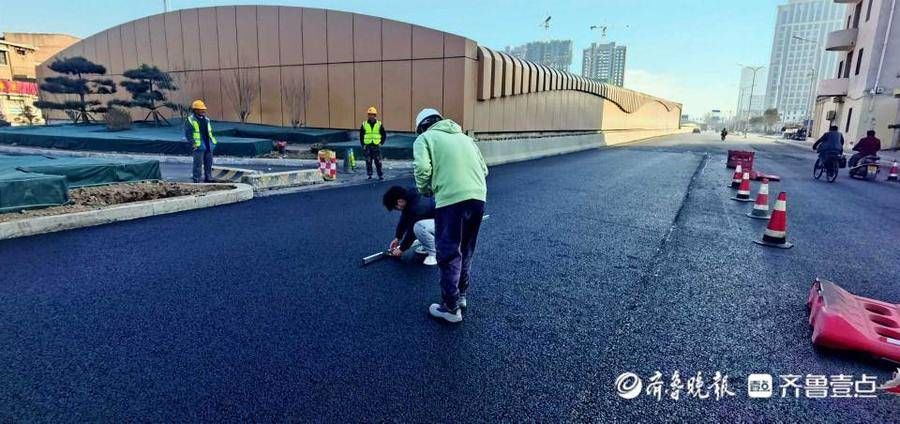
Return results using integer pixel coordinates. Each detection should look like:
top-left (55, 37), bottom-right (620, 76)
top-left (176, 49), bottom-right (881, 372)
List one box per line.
top-left (105, 107), bottom-right (132, 131)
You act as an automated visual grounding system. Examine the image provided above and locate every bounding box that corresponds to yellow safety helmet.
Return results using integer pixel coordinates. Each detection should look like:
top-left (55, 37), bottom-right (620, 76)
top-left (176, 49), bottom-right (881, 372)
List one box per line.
top-left (191, 99), bottom-right (207, 110)
top-left (367, 106), bottom-right (378, 115)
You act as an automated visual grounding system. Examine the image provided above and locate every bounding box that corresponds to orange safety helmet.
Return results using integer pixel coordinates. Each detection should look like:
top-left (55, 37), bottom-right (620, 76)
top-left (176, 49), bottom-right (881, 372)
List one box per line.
top-left (366, 106), bottom-right (378, 115)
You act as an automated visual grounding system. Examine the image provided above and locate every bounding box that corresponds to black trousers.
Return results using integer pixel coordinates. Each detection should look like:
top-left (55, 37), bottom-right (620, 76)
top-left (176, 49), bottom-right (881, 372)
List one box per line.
top-left (435, 199), bottom-right (485, 309)
top-left (364, 145), bottom-right (383, 177)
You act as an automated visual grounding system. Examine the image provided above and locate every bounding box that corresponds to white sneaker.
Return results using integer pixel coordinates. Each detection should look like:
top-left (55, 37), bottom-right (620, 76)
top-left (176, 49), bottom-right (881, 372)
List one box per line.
top-left (423, 255), bottom-right (437, 266)
top-left (415, 246), bottom-right (428, 255)
top-left (458, 294), bottom-right (467, 309)
top-left (429, 303), bottom-right (462, 323)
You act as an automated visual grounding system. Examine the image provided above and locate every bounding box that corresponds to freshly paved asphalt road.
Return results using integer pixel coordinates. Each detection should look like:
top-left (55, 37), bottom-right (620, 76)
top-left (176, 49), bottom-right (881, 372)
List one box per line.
top-left (1, 132), bottom-right (897, 421)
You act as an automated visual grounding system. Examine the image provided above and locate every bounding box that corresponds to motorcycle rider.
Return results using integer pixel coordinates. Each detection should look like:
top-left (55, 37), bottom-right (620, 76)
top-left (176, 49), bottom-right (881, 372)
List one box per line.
top-left (848, 130), bottom-right (881, 167)
top-left (812, 125), bottom-right (845, 165)
top-left (721, 128), bottom-right (728, 141)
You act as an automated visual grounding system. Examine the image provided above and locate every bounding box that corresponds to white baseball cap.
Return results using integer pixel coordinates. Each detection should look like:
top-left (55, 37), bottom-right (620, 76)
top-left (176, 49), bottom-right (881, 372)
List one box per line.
top-left (414, 108), bottom-right (442, 130)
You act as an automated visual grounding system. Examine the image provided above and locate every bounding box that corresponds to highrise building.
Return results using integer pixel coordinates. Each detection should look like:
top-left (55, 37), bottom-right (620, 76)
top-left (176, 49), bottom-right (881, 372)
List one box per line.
top-left (735, 67), bottom-right (768, 122)
top-left (504, 40), bottom-right (573, 71)
top-left (764, 0), bottom-right (844, 124)
top-left (582, 42), bottom-right (626, 87)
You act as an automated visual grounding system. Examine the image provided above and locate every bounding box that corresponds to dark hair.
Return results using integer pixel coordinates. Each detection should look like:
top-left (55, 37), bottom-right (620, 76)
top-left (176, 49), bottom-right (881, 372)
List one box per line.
top-left (416, 115), bottom-right (442, 135)
top-left (867, 130), bottom-right (876, 136)
top-left (382, 186), bottom-right (407, 210)
top-left (829, 125), bottom-right (839, 131)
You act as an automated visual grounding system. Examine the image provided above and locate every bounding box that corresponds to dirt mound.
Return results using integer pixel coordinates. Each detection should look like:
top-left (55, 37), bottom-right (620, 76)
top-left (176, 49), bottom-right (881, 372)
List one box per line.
top-left (0, 181), bottom-right (231, 223)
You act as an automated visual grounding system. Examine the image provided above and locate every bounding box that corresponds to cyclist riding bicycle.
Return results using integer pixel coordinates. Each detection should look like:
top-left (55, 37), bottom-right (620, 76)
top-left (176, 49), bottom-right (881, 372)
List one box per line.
top-left (812, 125), bottom-right (844, 163)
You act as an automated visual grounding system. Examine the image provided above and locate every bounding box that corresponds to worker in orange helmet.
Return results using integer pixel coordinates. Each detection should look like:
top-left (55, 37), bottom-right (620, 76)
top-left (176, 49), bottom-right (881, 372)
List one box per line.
top-left (184, 99), bottom-right (217, 183)
top-left (359, 106), bottom-right (387, 180)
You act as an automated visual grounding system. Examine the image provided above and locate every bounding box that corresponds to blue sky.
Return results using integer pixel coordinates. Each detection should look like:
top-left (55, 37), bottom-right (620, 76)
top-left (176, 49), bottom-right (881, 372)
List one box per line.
top-left (0, 0), bottom-right (785, 116)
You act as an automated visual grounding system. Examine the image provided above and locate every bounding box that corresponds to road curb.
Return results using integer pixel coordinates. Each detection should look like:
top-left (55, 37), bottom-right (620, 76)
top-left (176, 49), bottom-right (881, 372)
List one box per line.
top-left (0, 183), bottom-right (253, 241)
top-left (0, 144), bottom-right (416, 169)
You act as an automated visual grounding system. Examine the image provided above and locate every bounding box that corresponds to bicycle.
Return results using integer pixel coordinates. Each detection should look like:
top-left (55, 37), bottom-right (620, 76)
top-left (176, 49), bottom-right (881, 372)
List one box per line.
top-left (813, 154), bottom-right (840, 182)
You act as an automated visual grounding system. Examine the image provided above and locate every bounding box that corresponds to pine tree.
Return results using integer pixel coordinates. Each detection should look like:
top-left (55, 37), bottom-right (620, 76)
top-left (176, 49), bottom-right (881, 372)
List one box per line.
top-left (33, 57), bottom-right (116, 124)
top-left (110, 64), bottom-right (178, 126)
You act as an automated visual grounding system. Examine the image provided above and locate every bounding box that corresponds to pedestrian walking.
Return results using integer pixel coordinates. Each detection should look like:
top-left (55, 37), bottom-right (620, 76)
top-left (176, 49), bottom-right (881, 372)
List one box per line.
top-left (360, 106), bottom-right (387, 180)
top-left (184, 99), bottom-right (217, 183)
top-left (413, 108), bottom-right (488, 323)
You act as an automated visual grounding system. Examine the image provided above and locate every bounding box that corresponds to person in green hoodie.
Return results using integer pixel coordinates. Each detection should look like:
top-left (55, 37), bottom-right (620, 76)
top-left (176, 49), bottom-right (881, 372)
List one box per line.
top-left (413, 108), bottom-right (488, 323)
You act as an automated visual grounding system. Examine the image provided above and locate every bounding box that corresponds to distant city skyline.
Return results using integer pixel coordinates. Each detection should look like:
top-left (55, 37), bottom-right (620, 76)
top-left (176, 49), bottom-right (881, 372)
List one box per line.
top-left (504, 39), bottom-right (573, 71)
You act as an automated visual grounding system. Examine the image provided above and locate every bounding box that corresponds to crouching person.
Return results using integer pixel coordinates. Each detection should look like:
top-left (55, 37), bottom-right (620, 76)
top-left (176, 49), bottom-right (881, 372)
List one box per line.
top-left (383, 185), bottom-right (437, 265)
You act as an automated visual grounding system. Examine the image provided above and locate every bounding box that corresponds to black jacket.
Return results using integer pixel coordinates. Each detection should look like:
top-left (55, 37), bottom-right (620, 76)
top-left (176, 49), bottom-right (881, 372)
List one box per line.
top-left (813, 130), bottom-right (844, 153)
top-left (395, 187), bottom-right (436, 250)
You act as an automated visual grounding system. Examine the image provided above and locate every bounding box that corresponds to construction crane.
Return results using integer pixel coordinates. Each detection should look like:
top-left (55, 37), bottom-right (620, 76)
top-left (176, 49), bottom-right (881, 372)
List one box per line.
top-left (590, 24), bottom-right (630, 39)
top-left (539, 15), bottom-right (552, 31)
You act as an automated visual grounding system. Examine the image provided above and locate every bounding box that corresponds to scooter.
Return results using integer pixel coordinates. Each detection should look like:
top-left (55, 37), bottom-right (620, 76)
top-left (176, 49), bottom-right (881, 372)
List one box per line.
top-left (848, 155), bottom-right (881, 180)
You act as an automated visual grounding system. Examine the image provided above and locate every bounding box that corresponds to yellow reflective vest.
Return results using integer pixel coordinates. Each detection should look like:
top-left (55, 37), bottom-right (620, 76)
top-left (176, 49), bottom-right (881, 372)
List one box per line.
top-left (187, 115), bottom-right (217, 150)
top-left (362, 120), bottom-right (383, 145)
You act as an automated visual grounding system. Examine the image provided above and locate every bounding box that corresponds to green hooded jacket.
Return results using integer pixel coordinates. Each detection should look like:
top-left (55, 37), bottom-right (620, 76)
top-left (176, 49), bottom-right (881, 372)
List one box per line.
top-left (413, 119), bottom-right (488, 208)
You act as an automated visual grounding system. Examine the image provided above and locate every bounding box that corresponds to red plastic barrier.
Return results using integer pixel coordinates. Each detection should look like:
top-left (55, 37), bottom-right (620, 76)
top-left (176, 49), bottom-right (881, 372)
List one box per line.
top-left (749, 170), bottom-right (781, 182)
top-left (727, 150), bottom-right (754, 170)
top-left (807, 278), bottom-right (900, 363)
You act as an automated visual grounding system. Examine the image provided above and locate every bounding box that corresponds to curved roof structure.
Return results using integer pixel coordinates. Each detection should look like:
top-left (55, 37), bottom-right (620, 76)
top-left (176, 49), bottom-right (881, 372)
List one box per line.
top-left (37, 6), bottom-right (681, 133)
top-left (475, 46), bottom-right (680, 114)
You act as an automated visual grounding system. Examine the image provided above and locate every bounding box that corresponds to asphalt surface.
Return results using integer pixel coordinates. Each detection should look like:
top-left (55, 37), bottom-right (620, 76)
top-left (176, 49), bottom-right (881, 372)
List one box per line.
top-left (1, 132), bottom-right (898, 421)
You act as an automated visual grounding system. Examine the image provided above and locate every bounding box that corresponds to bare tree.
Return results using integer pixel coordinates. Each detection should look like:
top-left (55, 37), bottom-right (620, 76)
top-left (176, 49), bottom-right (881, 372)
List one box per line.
top-left (283, 78), bottom-right (309, 128)
top-left (222, 69), bottom-right (259, 124)
top-left (167, 72), bottom-right (201, 119)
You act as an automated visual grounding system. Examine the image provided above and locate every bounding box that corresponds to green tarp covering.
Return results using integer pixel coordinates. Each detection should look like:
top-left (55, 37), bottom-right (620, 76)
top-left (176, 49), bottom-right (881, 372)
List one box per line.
top-left (0, 154), bottom-right (161, 213)
top-left (0, 168), bottom-right (68, 213)
top-left (0, 124), bottom-right (273, 157)
top-left (324, 135), bottom-right (417, 160)
top-left (224, 124), bottom-right (349, 144)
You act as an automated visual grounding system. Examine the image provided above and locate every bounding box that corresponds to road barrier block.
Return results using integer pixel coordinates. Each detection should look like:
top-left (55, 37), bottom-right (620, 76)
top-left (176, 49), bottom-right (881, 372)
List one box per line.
top-left (807, 278), bottom-right (900, 363)
top-left (211, 166), bottom-right (259, 182)
top-left (727, 150), bottom-right (754, 170)
top-left (240, 169), bottom-right (323, 191)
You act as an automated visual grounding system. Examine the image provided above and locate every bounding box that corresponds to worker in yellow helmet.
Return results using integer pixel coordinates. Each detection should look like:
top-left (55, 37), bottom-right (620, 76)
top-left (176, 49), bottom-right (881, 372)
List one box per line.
top-left (184, 99), bottom-right (217, 183)
top-left (359, 106), bottom-right (387, 180)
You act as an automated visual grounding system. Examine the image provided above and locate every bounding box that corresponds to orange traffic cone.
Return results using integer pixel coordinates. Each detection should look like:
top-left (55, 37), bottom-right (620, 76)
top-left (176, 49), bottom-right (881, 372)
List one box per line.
top-left (730, 164), bottom-right (743, 189)
top-left (747, 178), bottom-right (771, 219)
top-left (731, 172), bottom-right (753, 202)
top-left (888, 161), bottom-right (898, 181)
top-left (754, 192), bottom-right (793, 249)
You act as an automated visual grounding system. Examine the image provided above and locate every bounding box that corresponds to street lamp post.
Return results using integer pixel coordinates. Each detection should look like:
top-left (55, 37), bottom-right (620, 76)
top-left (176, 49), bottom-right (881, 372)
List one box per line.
top-left (738, 65), bottom-right (765, 138)
top-left (792, 35), bottom-right (819, 133)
